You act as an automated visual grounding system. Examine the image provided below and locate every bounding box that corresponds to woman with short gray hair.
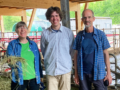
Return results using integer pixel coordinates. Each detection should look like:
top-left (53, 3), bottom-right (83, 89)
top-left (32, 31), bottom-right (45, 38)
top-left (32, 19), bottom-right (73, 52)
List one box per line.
top-left (7, 21), bottom-right (43, 90)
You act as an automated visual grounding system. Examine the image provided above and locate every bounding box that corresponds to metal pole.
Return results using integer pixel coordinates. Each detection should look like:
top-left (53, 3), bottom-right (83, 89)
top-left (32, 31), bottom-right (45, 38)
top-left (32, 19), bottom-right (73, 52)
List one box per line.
top-left (60, 0), bottom-right (70, 29)
top-left (119, 28), bottom-right (120, 53)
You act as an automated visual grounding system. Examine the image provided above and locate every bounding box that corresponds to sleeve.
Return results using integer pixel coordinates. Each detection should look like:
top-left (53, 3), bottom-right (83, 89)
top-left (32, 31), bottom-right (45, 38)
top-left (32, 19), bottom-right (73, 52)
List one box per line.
top-left (6, 41), bottom-right (16, 81)
top-left (73, 34), bottom-right (79, 50)
top-left (36, 43), bottom-right (43, 78)
top-left (7, 42), bottom-right (14, 56)
top-left (69, 30), bottom-right (75, 59)
top-left (101, 32), bottom-right (111, 50)
top-left (40, 32), bottom-right (45, 57)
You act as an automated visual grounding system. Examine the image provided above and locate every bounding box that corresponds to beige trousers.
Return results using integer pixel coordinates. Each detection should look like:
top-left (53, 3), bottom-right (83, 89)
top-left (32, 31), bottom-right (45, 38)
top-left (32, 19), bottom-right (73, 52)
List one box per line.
top-left (46, 72), bottom-right (71, 90)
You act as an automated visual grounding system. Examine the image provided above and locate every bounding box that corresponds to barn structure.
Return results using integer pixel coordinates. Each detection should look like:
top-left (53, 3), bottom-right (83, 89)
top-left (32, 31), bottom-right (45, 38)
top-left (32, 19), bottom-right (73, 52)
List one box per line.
top-left (1, 0), bottom-right (120, 55)
top-left (0, 0), bottom-right (104, 33)
top-left (1, 1), bottom-right (120, 90)
top-left (1, 0), bottom-right (120, 54)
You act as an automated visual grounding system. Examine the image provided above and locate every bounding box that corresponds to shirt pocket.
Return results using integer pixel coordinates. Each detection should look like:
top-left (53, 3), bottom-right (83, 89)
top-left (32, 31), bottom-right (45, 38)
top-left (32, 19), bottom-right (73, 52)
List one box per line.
top-left (61, 38), bottom-right (69, 45)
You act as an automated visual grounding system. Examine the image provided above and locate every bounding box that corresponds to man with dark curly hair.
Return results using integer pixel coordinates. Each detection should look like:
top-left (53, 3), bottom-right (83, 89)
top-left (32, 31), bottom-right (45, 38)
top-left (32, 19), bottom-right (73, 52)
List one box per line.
top-left (40, 6), bottom-right (74, 90)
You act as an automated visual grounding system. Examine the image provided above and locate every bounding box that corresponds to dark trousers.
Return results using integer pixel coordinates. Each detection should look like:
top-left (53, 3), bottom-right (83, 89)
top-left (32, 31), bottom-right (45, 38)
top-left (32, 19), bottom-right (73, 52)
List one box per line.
top-left (11, 78), bottom-right (39, 90)
top-left (79, 74), bottom-right (107, 90)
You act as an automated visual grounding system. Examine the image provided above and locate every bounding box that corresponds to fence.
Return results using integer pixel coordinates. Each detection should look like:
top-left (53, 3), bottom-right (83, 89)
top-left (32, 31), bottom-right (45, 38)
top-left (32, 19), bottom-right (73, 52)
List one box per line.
top-left (100, 28), bottom-right (120, 54)
top-left (0, 29), bottom-right (120, 54)
top-left (0, 31), bottom-right (42, 49)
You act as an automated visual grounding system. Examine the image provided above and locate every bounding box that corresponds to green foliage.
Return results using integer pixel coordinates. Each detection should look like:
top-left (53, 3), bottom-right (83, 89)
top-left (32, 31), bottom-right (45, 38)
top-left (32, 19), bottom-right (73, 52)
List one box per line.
top-left (70, 0), bottom-right (120, 24)
top-left (88, 0), bottom-right (120, 24)
top-left (3, 16), bottom-right (21, 32)
top-left (26, 10), bottom-right (32, 16)
top-left (70, 11), bottom-right (75, 18)
top-left (2, 10), bottom-right (32, 32)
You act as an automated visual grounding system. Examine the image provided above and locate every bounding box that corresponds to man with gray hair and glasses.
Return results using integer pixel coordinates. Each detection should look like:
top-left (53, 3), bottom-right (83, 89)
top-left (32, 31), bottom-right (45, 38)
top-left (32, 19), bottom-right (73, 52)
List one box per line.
top-left (73, 9), bottom-right (112, 90)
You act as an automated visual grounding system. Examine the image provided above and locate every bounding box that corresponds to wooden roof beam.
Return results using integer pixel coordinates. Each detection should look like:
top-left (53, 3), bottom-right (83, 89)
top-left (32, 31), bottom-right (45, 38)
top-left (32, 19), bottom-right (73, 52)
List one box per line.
top-left (73, 0), bottom-right (104, 3)
top-left (28, 9), bottom-right (36, 32)
top-left (58, 0), bottom-right (104, 3)
top-left (70, 0), bottom-right (104, 2)
top-left (0, 8), bottom-right (27, 16)
top-left (0, 0), bottom-right (60, 8)
top-left (0, 0), bottom-right (79, 10)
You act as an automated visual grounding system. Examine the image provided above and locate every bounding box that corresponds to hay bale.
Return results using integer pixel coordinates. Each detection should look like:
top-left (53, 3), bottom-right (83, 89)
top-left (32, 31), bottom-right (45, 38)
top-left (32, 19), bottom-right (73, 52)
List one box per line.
top-left (0, 77), bottom-right (11, 90)
top-left (0, 55), bottom-right (27, 90)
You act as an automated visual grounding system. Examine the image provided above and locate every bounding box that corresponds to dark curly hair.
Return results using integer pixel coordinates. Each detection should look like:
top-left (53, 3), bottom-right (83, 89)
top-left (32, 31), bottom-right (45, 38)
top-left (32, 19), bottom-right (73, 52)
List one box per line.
top-left (45, 6), bottom-right (63, 21)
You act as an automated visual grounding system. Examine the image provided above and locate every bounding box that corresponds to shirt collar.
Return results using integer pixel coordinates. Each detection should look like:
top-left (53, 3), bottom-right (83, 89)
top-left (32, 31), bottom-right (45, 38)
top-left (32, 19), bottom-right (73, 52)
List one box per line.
top-left (82, 26), bottom-right (97, 36)
top-left (16, 36), bottom-right (32, 44)
top-left (50, 25), bottom-right (63, 32)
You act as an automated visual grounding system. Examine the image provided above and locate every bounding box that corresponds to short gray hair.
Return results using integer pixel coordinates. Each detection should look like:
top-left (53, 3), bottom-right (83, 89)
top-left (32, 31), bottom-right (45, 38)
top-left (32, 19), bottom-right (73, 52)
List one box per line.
top-left (82, 9), bottom-right (94, 17)
top-left (15, 21), bottom-right (28, 32)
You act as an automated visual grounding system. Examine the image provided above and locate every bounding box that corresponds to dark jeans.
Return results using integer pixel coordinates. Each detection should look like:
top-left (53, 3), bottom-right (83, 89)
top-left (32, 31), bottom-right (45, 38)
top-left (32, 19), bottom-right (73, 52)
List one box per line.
top-left (79, 74), bottom-right (107, 90)
top-left (11, 78), bottom-right (39, 90)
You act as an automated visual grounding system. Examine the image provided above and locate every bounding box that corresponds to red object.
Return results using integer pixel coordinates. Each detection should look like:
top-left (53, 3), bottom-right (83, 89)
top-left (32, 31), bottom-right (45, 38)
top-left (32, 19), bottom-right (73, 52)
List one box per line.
top-left (0, 37), bottom-right (41, 42)
top-left (39, 49), bottom-right (41, 52)
top-left (4, 68), bottom-right (11, 72)
top-left (0, 50), bottom-right (6, 53)
top-left (106, 34), bottom-right (119, 37)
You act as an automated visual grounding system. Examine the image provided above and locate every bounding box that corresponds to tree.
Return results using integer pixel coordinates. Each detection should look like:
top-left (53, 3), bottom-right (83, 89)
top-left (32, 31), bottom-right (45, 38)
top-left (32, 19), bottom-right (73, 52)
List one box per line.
top-left (70, 0), bottom-right (120, 24)
top-left (3, 16), bottom-right (21, 32)
top-left (0, 10), bottom-right (32, 32)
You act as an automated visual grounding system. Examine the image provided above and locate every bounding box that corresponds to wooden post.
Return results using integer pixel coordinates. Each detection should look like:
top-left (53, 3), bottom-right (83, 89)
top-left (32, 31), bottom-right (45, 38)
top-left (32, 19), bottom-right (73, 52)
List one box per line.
top-left (0, 16), bottom-right (1, 38)
top-left (103, 28), bottom-right (104, 33)
top-left (119, 28), bottom-right (120, 53)
top-left (21, 16), bottom-right (24, 21)
top-left (75, 11), bottom-right (78, 34)
top-left (81, 3), bottom-right (89, 30)
top-left (60, 0), bottom-right (70, 28)
top-left (76, 4), bottom-right (81, 32)
top-left (115, 28), bottom-right (116, 54)
top-left (21, 10), bottom-right (27, 24)
top-left (113, 28), bottom-right (115, 54)
top-left (117, 39), bottom-right (118, 49)
top-left (28, 9), bottom-right (36, 32)
top-left (84, 3), bottom-right (89, 10)
top-left (0, 16), bottom-right (4, 38)
top-left (36, 31), bottom-right (37, 38)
